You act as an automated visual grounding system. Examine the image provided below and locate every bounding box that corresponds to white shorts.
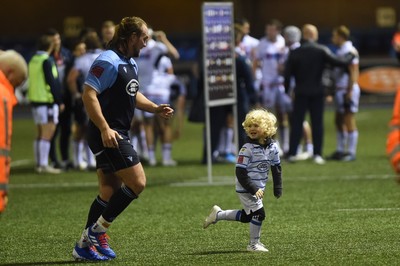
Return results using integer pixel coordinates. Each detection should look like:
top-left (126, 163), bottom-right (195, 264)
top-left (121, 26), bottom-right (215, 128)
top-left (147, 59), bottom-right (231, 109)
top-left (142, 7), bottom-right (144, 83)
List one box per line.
top-left (334, 84), bottom-right (360, 114)
top-left (31, 104), bottom-right (59, 125)
top-left (237, 192), bottom-right (264, 215)
top-left (143, 95), bottom-right (170, 119)
top-left (261, 83), bottom-right (292, 113)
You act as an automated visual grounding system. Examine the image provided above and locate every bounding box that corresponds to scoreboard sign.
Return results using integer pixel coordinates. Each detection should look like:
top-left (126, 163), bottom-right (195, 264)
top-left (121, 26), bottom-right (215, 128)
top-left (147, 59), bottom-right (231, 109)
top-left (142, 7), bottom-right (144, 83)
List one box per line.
top-left (202, 2), bottom-right (236, 107)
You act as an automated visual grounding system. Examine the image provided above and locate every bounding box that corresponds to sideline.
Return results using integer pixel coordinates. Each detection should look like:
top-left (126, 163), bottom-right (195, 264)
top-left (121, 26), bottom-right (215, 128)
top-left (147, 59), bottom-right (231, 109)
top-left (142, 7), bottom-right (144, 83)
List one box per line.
top-left (170, 174), bottom-right (394, 187)
top-left (7, 174), bottom-right (395, 189)
top-left (336, 208), bottom-right (400, 212)
top-left (9, 182), bottom-right (97, 189)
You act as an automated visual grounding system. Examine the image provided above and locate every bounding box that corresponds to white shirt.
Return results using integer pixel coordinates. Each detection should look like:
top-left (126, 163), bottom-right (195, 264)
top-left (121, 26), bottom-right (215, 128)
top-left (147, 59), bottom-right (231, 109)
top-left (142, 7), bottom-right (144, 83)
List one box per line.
top-left (74, 49), bottom-right (103, 81)
top-left (240, 34), bottom-right (259, 59)
top-left (334, 41), bottom-right (359, 89)
top-left (146, 55), bottom-right (175, 98)
top-left (255, 35), bottom-right (286, 85)
top-left (136, 39), bottom-right (168, 93)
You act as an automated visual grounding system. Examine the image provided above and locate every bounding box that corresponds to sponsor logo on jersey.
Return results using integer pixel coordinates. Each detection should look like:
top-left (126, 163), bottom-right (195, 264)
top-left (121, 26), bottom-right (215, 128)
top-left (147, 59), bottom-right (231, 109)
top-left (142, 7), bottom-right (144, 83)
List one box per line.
top-left (237, 155), bottom-right (244, 164)
top-left (257, 162), bottom-right (269, 171)
top-left (126, 79), bottom-right (139, 96)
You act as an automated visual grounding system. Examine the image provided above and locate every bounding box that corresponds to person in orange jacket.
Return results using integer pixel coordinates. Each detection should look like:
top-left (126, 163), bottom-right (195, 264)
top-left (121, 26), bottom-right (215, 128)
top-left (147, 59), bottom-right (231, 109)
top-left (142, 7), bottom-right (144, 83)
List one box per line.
top-left (387, 85), bottom-right (400, 183)
top-left (0, 50), bottom-right (28, 214)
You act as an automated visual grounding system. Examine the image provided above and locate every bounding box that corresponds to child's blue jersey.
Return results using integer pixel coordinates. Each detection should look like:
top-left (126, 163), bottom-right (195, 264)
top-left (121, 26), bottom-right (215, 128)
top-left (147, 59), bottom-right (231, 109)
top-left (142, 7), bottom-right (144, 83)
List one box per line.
top-left (235, 141), bottom-right (280, 193)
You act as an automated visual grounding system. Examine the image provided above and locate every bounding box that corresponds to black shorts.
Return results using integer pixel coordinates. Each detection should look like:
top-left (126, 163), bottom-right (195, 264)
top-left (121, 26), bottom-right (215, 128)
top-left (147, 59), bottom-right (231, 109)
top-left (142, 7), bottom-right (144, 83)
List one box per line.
top-left (73, 99), bottom-right (89, 125)
top-left (87, 124), bottom-right (140, 173)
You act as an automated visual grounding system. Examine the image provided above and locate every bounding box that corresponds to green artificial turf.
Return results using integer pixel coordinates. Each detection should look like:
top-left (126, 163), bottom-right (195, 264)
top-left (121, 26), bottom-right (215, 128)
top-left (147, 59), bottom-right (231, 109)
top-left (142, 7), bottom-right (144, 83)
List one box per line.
top-left (0, 107), bottom-right (399, 265)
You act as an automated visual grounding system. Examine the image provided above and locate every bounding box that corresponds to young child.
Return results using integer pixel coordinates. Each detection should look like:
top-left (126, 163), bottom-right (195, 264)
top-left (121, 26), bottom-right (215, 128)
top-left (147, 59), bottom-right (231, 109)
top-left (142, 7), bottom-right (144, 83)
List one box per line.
top-left (203, 108), bottom-right (283, 252)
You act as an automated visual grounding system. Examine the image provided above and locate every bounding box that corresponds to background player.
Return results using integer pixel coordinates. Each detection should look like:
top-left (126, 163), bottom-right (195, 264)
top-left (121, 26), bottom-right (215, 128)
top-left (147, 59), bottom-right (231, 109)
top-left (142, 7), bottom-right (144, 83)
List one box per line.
top-left (253, 19), bottom-right (289, 155)
top-left (328, 25), bottom-right (360, 161)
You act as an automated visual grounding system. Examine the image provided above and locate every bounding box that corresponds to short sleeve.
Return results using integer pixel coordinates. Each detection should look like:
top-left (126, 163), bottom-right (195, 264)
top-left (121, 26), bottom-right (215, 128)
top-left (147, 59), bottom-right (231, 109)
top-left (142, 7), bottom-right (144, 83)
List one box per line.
top-left (236, 145), bottom-right (252, 168)
top-left (85, 59), bottom-right (117, 94)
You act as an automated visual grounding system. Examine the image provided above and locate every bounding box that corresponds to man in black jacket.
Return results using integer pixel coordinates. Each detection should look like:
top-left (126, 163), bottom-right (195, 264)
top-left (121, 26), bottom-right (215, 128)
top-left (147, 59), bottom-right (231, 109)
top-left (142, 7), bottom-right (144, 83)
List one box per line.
top-left (284, 24), bottom-right (353, 164)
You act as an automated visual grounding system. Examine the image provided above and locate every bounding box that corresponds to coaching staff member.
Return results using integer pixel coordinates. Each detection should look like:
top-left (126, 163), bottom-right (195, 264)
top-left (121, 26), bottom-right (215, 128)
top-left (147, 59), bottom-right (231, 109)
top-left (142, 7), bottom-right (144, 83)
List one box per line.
top-left (72, 16), bottom-right (173, 261)
top-left (284, 24), bottom-right (353, 164)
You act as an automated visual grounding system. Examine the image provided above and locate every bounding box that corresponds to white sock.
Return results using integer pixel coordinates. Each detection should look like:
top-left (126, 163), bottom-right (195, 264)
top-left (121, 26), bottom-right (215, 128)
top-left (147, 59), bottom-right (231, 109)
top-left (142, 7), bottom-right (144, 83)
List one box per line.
top-left (73, 140), bottom-right (84, 168)
top-left (217, 127), bottom-right (226, 155)
top-left (249, 218), bottom-right (262, 243)
top-left (33, 140), bottom-right (39, 166)
top-left (162, 143), bottom-right (172, 162)
top-left (140, 129), bottom-right (148, 157)
top-left (91, 215), bottom-right (111, 233)
top-left (148, 146), bottom-right (156, 162)
top-left (347, 130), bottom-right (358, 156)
top-left (224, 127), bottom-right (234, 155)
top-left (38, 139), bottom-right (50, 167)
top-left (281, 126), bottom-right (289, 154)
top-left (217, 210), bottom-right (240, 221)
top-left (336, 131), bottom-right (347, 152)
top-left (306, 143), bottom-right (314, 156)
top-left (78, 230), bottom-right (89, 248)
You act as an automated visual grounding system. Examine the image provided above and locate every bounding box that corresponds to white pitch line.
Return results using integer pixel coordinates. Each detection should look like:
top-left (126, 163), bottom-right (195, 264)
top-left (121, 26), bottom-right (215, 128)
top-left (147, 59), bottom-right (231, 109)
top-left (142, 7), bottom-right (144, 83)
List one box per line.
top-left (336, 208), bottom-right (400, 212)
top-left (9, 182), bottom-right (98, 189)
top-left (10, 159), bottom-right (33, 167)
top-left (7, 174), bottom-right (397, 189)
top-left (170, 174), bottom-right (394, 187)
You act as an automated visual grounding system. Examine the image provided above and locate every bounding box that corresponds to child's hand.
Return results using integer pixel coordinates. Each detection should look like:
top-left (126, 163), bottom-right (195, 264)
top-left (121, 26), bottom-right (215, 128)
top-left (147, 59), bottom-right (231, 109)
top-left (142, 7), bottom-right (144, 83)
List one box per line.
top-left (274, 186), bottom-right (282, 199)
top-left (255, 189), bottom-right (264, 199)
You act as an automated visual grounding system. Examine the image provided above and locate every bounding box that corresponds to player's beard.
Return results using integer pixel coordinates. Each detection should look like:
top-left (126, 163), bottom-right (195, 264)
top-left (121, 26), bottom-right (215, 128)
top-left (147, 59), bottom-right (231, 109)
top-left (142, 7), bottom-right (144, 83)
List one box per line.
top-left (132, 47), bottom-right (140, 58)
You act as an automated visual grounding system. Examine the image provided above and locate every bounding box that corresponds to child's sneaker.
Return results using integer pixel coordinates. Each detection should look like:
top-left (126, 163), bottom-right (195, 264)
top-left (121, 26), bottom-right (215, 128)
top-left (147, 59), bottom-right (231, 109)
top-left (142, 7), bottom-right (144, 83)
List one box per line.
top-left (203, 205), bottom-right (221, 229)
top-left (247, 241), bottom-right (269, 252)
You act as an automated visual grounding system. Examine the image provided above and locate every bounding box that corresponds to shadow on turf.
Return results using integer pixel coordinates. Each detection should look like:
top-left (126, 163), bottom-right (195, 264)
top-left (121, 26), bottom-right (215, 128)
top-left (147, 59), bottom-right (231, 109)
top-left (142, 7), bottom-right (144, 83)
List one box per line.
top-left (190, 250), bottom-right (248, 255)
top-left (0, 261), bottom-right (81, 266)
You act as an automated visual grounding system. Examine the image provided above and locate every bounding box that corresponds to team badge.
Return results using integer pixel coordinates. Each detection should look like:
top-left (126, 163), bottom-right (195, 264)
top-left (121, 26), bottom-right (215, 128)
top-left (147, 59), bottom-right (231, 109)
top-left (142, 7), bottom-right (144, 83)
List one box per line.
top-left (90, 66), bottom-right (104, 78)
top-left (126, 79), bottom-right (139, 96)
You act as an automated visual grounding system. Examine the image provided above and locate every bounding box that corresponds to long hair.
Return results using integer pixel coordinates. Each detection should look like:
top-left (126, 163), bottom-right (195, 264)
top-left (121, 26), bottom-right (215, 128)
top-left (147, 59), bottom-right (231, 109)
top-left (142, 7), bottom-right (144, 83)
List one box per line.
top-left (107, 16), bottom-right (147, 51)
top-left (242, 108), bottom-right (277, 139)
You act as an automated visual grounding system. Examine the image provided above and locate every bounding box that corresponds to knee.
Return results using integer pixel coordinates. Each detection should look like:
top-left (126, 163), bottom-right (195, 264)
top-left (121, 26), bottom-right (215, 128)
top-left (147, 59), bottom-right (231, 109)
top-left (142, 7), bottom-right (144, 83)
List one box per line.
top-left (253, 207), bottom-right (266, 222)
top-left (240, 208), bottom-right (266, 223)
top-left (126, 176), bottom-right (146, 195)
top-left (239, 209), bottom-right (252, 223)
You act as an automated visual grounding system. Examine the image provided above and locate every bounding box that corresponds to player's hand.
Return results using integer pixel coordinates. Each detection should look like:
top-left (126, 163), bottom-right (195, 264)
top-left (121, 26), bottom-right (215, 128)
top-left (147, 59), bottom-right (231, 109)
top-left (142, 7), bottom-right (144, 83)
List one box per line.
top-left (58, 103), bottom-right (65, 113)
top-left (155, 104), bottom-right (174, 120)
top-left (255, 189), bottom-right (264, 199)
top-left (154, 31), bottom-right (166, 42)
top-left (101, 127), bottom-right (123, 148)
top-left (273, 186), bottom-right (282, 199)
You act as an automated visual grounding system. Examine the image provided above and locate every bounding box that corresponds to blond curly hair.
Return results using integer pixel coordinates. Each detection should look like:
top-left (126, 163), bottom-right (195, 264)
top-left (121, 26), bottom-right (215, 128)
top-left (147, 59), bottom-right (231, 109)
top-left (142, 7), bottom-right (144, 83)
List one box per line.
top-left (242, 108), bottom-right (277, 139)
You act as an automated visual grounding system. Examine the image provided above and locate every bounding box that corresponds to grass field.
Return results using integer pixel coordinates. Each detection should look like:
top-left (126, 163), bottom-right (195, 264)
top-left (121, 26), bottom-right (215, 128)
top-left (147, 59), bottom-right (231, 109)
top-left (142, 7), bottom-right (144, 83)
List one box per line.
top-left (1, 106), bottom-right (399, 265)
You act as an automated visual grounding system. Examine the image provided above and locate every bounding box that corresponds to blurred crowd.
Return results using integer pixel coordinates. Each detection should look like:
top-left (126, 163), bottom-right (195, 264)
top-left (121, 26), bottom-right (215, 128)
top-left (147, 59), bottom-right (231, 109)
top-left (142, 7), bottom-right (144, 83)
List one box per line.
top-left (195, 18), bottom-right (363, 166)
top-left (6, 18), bottom-right (400, 176)
top-left (17, 20), bottom-right (187, 174)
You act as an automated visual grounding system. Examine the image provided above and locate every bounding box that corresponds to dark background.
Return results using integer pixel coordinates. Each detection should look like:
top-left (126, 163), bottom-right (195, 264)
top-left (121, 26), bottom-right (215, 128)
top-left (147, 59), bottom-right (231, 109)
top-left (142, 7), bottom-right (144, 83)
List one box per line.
top-left (1, 0), bottom-right (399, 59)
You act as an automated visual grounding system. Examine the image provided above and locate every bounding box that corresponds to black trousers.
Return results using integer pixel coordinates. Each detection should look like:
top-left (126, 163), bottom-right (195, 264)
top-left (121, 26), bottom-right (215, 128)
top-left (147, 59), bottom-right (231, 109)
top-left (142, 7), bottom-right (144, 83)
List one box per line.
top-left (288, 94), bottom-right (325, 156)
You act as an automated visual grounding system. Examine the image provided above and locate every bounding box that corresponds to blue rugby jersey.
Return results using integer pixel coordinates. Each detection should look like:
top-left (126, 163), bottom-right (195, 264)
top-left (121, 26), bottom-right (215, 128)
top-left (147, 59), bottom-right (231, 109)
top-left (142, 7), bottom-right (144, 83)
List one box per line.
top-left (85, 49), bottom-right (139, 132)
top-left (235, 141), bottom-right (280, 193)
